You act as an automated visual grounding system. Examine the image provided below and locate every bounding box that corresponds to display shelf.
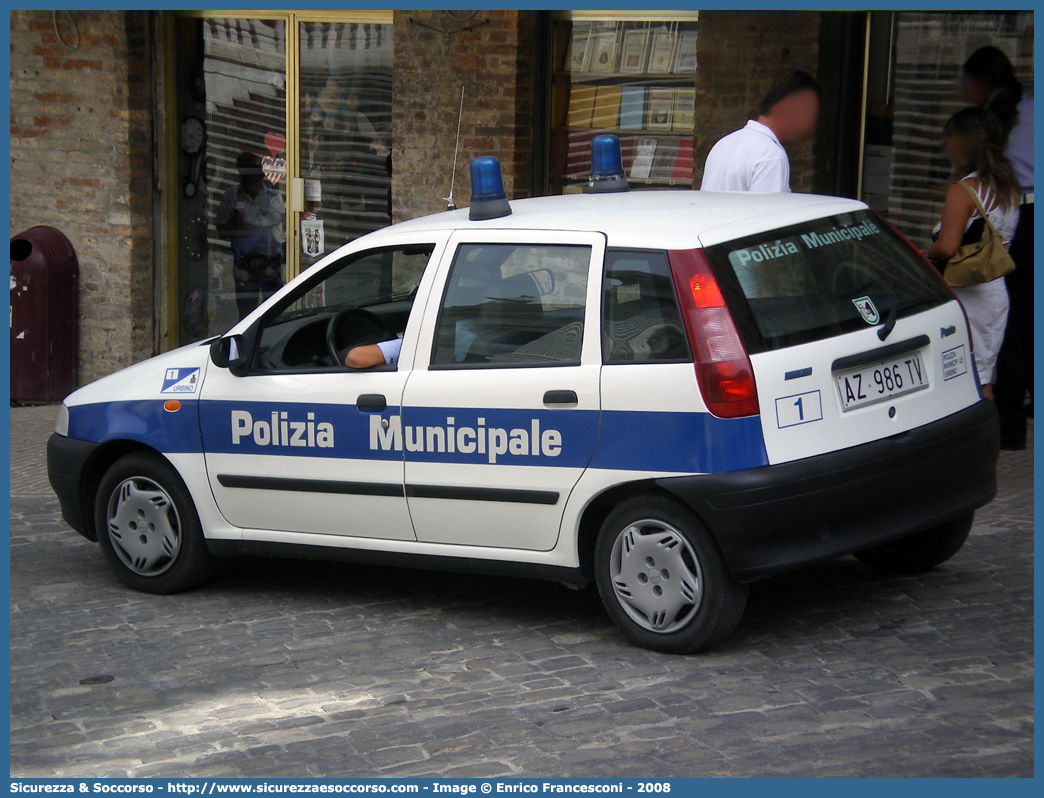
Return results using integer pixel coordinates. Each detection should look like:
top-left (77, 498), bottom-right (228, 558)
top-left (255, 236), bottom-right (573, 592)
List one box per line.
top-left (548, 12), bottom-right (699, 196)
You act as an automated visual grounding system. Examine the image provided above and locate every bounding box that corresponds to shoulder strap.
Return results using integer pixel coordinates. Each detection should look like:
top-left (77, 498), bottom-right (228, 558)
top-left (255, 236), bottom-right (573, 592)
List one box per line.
top-left (957, 180), bottom-right (1000, 234)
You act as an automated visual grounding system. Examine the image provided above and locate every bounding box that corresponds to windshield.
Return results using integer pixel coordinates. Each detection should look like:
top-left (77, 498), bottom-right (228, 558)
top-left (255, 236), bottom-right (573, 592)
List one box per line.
top-left (703, 210), bottom-right (952, 354)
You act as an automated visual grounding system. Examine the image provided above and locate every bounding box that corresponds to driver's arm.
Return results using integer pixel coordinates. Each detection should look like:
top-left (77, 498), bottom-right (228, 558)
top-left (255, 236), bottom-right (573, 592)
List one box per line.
top-left (345, 337), bottom-right (401, 369)
top-left (344, 345), bottom-right (386, 369)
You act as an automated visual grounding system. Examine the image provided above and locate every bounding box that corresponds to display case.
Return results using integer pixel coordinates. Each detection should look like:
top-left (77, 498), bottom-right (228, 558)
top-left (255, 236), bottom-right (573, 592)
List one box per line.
top-left (548, 11), bottom-right (699, 195)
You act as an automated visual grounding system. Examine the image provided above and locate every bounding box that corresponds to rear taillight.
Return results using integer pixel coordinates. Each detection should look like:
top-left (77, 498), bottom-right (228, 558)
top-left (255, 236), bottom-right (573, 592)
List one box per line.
top-left (875, 211), bottom-right (974, 355)
top-left (668, 248), bottom-right (759, 418)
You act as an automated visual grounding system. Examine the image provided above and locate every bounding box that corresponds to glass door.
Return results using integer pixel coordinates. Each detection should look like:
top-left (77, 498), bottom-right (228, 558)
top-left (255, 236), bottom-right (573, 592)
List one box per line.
top-left (167, 12), bottom-right (394, 347)
top-left (297, 20), bottom-right (393, 270)
top-left (172, 16), bottom-right (289, 341)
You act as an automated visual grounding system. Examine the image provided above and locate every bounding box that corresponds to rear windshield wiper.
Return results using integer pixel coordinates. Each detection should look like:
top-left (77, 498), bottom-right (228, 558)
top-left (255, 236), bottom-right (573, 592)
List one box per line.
top-left (878, 296), bottom-right (937, 341)
top-left (878, 303), bottom-right (898, 341)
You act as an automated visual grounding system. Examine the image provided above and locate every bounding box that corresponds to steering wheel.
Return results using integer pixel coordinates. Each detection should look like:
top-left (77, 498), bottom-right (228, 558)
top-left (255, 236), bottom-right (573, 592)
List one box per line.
top-left (326, 307), bottom-right (399, 366)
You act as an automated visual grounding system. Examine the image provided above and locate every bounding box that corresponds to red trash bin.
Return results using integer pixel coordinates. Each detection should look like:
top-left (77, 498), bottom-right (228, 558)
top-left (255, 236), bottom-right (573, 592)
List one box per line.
top-left (10, 226), bottom-right (79, 402)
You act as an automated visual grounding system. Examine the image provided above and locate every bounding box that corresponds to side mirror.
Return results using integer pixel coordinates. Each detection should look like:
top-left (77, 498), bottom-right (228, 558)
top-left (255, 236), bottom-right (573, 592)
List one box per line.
top-left (210, 334), bottom-right (248, 374)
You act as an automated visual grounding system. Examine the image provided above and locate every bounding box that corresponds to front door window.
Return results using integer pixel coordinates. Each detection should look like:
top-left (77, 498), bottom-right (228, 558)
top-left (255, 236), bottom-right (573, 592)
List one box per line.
top-left (255, 244), bottom-right (434, 373)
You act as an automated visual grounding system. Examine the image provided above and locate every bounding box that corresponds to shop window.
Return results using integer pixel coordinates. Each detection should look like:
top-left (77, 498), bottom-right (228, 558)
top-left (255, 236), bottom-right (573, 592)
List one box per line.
top-left (170, 13), bottom-right (393, 348)
top-left (865, 12), bottom-right (1033, 247)
top-left (548, 12), bottom-right (700, 196)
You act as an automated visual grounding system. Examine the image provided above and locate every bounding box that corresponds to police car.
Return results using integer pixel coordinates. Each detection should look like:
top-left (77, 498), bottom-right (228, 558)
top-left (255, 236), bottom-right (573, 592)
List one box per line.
top-left (48, 137), bottom-right (998, 654)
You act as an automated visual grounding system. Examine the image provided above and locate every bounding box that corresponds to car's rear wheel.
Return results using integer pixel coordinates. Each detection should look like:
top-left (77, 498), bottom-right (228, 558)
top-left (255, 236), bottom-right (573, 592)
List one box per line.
top-left (854, 513), bottom-right (974, 574)
top-left (594, 496), bottom-right (747, 654)
top-left (95, 451), bottom-right (215, 594)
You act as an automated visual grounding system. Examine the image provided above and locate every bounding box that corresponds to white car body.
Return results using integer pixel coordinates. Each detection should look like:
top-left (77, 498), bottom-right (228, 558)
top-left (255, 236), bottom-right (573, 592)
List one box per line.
top-left (48, 187), bottom-right (999, 650)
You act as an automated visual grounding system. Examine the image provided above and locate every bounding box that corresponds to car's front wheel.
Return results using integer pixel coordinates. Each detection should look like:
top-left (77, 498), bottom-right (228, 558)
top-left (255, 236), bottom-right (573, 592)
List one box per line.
top-left (95, 451), bottom-right (215, 594)
top-left (854, 513), bottom-right (974, 574)
top-left (594, 496), bottom-right (747, 654)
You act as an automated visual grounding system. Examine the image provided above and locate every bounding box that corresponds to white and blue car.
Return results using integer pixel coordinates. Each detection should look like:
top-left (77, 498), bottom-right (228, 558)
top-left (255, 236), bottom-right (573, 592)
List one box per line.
top-left (48, 143), bottom-right (998, 653)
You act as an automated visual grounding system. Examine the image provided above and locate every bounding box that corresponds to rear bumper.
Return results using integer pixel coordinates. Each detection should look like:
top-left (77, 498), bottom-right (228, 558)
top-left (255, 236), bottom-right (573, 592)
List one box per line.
top-left (656, 401), bottom-right (999, 581)
top-left (47, 433), bottom-right (99, 541)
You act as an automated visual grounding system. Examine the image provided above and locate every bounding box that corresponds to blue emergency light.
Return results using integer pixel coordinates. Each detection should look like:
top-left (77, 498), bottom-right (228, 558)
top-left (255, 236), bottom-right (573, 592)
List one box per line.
top-left (469, 156), bottom-right (512, 221)
top-left (588, 134), bottom-right (629, 194)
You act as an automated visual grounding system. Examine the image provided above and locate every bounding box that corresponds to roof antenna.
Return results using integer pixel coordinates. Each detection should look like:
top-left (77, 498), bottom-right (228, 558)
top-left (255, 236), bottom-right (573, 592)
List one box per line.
top-left (443, 85), bottom-right (465, 211)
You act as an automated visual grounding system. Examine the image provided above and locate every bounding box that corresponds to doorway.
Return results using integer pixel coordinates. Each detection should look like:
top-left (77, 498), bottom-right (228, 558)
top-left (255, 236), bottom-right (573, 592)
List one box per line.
top-left (164, 11), bottom-right (394, 347)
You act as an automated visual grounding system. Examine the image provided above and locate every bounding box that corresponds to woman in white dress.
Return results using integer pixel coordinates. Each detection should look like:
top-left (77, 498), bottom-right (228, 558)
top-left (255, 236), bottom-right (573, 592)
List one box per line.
top-left (925, 107), bottom-right (1020, 400)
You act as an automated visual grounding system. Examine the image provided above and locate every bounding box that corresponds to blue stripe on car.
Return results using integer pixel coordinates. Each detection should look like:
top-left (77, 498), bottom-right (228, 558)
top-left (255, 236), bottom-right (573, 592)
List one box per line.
top-left (67, 399), bottom-right (768, 474)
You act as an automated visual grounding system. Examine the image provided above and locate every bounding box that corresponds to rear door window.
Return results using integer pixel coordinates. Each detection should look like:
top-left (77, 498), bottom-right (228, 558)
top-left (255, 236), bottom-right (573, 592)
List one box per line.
top-left (431, 243), bottom-right (591, 367)
top-left (703, 211), bottom-right (952, 354)
top-left (602, 249), bottom-right (690, 363)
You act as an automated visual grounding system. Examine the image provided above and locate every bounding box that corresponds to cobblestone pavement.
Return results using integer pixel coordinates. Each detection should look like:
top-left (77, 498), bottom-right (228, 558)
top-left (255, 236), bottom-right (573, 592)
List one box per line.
top-left (9, 404), bottom-right (1033, 778)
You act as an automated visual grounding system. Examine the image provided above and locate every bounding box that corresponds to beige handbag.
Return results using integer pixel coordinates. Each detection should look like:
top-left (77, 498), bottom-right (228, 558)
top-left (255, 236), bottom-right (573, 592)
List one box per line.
top-left (943, 181), bottom-right (1017, 287)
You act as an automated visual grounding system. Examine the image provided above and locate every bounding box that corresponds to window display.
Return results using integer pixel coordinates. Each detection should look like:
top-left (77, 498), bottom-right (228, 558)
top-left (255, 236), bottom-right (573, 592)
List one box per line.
top-left (549, 12), bottom-right (699, 195)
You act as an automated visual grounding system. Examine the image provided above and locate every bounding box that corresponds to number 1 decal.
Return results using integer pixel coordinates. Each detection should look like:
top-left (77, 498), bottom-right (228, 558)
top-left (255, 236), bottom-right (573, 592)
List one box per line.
top-left (776, 390), bottom-right (823, 429)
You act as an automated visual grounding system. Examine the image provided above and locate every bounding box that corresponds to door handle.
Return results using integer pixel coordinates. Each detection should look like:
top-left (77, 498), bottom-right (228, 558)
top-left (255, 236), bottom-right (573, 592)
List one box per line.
top-left (543, 390), bottom-right (578, 405)
top-left (357, 394), bottom-right (387, 412)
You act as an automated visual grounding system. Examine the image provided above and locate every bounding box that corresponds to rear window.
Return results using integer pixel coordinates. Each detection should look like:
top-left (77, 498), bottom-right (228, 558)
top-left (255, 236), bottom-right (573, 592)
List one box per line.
top-left (602, 249), bottom-right (690, 364)
top-left (703, 210), bottom-right (952, 354)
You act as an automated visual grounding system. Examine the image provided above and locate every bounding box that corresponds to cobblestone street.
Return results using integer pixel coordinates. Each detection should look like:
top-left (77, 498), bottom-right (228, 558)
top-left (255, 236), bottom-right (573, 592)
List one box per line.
top-left (9, 403), bottom-right (1034, 778)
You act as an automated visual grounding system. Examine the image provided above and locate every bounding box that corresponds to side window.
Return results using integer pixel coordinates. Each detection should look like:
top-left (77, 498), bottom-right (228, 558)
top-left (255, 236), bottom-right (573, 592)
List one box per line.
top-left (602, 249), bottom-right (690, 364)
top-left (431, 243), bottom-right (591, 367)
top-left (299, 247), bottom-right (431, 314)
top-left (256, 244), bottom-right (434, 372)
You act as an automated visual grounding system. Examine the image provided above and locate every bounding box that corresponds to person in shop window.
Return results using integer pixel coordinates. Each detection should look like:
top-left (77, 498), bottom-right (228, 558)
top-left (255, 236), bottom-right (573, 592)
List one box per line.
top-left (215, 151), bottom-right (286, 320)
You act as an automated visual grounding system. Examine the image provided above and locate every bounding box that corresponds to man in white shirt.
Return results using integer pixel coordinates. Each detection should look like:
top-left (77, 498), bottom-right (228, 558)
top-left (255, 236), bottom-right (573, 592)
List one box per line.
top-left (701, 71), bottom-right (821, 193)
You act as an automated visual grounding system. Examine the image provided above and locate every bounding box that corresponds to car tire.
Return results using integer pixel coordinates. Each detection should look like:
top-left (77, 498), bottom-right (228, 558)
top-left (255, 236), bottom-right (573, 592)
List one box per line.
top-left (594, 496), bottom-right (748, 654)
top-left (854, 513), bottom-right (974, 575)
top-left (94, 451), bottom-right (215, 594)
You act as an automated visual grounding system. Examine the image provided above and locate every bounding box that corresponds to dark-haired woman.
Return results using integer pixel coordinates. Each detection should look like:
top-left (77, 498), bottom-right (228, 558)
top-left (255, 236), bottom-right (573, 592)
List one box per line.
top-left (962, 46), bottom-right (1033, 447)
top-left (925, 108), bottom-right (1019, 401)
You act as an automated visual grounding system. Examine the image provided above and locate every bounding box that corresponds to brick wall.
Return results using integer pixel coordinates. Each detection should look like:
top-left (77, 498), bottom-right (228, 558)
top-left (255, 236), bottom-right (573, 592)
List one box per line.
top-left (391, 10), bottom-right (538, 222)
top-left (693, 11), bottom-right (822, 191)
top-left (9, 10), bottom-right (154, 386)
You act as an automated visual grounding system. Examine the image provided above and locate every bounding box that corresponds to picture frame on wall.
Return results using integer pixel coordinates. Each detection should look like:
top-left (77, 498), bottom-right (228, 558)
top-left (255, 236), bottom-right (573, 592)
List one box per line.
top-left (618, 30), bottom-right (649, 74)
top-left (647, 29), bottom-right (677, 73)
top-left (588, 29), bottom-right (621, 72)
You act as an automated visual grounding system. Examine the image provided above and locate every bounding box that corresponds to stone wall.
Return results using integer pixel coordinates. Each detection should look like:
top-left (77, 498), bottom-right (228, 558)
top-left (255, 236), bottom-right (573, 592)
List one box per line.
top-left (390, 9), bottom-right (538, 222)
top-left (693, 11), bottom-right (822, 191)
top-left (9, 10), bottom-right (155, 386)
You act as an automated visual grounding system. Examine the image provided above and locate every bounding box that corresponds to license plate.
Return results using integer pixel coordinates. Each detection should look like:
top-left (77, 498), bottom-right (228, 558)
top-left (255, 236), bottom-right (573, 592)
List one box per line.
top-left (835, 351), bottom-right (928, 411)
